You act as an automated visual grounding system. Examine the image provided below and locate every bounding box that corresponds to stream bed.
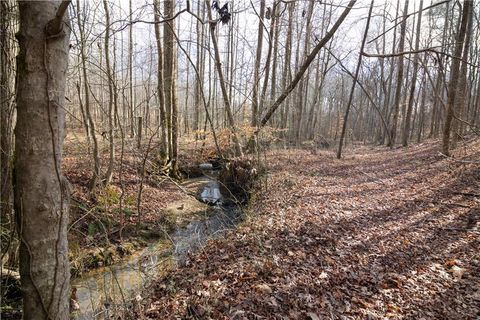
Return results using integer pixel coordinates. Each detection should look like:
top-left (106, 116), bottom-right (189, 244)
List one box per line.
top-left (72, 169), bottom-right (242, 319)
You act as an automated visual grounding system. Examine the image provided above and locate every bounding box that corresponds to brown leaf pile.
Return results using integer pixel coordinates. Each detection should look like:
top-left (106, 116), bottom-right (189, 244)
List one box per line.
top-left (140, 139), bottom-right (480, 319)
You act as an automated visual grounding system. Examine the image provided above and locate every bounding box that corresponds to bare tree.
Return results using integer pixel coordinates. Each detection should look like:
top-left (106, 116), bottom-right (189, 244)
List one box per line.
top-left (337, 0), bottom-right (374, 159)
top-left (259, 0), bottom-right (357, 128)
top-left (103, 0), bottom-right (115, 185)
top-left (251, 0), bottom-right (265, 129)
top-left (14, 1), bottom-right (71, 318)
top-left (402, 0), bottom-right (423, 147)
top-left (388, 0), bottom-right (409, 148)
top-left (442, 0), bottom-right (472, 156)
top-left (1, 0), bottom-right (15, 230)
top-left (153, 0), bottom-right (168, 161)
top-left (206, 0), bottom-right (243, 156)
top-left (75, 0), bottom-right (101, 191)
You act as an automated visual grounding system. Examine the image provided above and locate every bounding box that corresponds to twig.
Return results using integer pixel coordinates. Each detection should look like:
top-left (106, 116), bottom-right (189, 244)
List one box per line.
top-left (438, 152), bottom-right (480, 164)
top-left (453, 192), bottom-right (480, 198)
top-left (359, 170), bottom-right (386, 185)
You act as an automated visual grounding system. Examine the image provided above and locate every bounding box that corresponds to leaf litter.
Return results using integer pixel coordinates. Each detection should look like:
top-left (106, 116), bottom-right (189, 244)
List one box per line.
top-left (138, 139), bottom-right (480, 319)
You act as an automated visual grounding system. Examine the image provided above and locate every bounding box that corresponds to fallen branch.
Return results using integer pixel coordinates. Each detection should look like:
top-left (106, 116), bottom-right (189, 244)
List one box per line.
top-left (438, 152), bottom-right (480, 164)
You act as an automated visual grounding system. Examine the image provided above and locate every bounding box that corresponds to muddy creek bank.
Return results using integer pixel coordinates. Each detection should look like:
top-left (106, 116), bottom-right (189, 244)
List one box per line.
top-left (72, 167), bottom-right (244, 319)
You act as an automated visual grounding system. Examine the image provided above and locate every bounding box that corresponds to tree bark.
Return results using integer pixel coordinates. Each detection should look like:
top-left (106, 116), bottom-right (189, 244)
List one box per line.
top-left (251, 0), bottom-right (265, 128)
top-left (153, 0), bottom-right (167, 161)
top-left (103, 0), bottom-right (115, 185)
top-left (337, 0), bottom-right (374, 159)
top-left (442, 0), bottom-right (471, 156)
top-left (388, 0), bottom-right (409, 148)
top-left (1, 0), bottom-right (15, 230)
top-left (129, 0), bottom-right (135, 138)
top-left (451, 0), bottom-right (473, 147)
top-left (14, 1), bottom-right (71, 318)
top-left (402, 0), bottom-right (423, 147)
top-left (76, 0), bottom-right (101, 191)
top-left (163, 0), bottom-right (179, 174)
top-left (206, 0), bottom-right (243, 156)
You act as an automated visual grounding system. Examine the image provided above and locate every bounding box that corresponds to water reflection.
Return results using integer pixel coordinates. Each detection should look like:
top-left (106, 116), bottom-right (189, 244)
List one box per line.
top-left (72, 174), bottom-right (241, 319)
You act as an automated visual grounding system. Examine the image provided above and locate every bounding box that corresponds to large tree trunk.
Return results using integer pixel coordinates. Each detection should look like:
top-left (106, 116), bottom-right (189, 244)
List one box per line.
top-left (451, 0), bottom-right (473, 148)
top-left (14, 1), bottom-right (71, 318)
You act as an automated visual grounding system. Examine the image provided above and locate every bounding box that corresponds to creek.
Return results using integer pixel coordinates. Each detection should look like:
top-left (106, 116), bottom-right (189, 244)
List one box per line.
top-left (72, 167), bottom-right (243, 319)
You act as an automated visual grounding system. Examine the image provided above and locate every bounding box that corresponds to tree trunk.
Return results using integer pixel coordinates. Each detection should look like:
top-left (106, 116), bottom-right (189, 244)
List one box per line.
top-left (279, 2), bottom-right (294, 132)
top-left (251, 0), bottom-right (265, 128)
top-left (451, 0), bottom-right (473, 148)
top-left (206, 0), bottom-right (243, 156)
top-left (76, 0), bottom-right (101, 191)
top-left (14, 1), bottom-right (71, 318)
top-left (402, 0), bottom-right (423, 147)
top-left (388, 0), bottom-right (409, 148)
top-left (163, 0), bottom-right (179, 174)
top-left (1, 0), bottom-right (15, 230)
top-left (337, 0), bottom-right (374, 159)
top-left (103, 0), bottom-right (115, 185)
top-left (129, 0), bottom-right (135, 138)
top-left (442, 0), bottom-right (471, 156)
top-left (153, 0), bottom-right (167, 161)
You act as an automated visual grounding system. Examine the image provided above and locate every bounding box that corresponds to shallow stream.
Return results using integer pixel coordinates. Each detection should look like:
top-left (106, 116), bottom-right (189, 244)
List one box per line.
top-left (72, 168), bottom-right (242, 319)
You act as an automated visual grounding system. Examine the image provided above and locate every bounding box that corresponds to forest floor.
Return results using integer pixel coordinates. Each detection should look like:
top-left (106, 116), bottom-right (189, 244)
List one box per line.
top-left (138, 138), bottom-right (480, 319)
top-left (63, 133), bottom-right (217, 275)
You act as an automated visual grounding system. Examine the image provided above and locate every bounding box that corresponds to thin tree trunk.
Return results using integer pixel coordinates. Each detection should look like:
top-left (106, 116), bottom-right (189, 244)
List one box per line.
top-left (402, 0), bottom-right (423, 147)
top-left (388, 0), bottom-right (409, 148)
top-left (251, 0), bottom-right (265, 128)
top-left (76, 0), bottom-right (101, 191)
top-left (163, 0), bottom-right (179, 174)
top-left (153, 0), bottom-right (167, 161)
top-left (0, 0), bottom-right (14, 228)
top-left (279, 2), bottom-right (294, 132)
top-left (129, 0), bottom-right (135, 137)
top-left (206, 0), bottom-right (243, 156)
top-left (103, 0), bottom-right (115, 185)
top-left (337, 0), bottom-right (374, 159)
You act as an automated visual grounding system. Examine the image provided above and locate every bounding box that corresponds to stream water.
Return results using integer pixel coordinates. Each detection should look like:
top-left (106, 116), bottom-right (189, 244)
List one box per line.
top-left (71, 169), bottom-right (242, 319)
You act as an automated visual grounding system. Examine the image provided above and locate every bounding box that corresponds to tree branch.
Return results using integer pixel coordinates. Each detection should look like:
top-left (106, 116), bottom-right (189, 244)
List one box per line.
top-left (258, 0), bottom-right (357, 129)
top-left (362, 47), bottom-right (480, 68)
top-left (45, 1), bottom-right (71, 37)
top-left (367, 0), bottom-right (450, 44)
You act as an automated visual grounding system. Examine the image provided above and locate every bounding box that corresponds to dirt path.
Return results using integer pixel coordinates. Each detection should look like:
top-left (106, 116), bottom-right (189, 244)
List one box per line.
top-left (141, 140), bottom-right (480, 319)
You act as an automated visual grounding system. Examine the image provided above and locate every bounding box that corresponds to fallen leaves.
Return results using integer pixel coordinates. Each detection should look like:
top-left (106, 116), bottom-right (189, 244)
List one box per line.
top-left (255, 284), bottom-right (273, 295)
top-left (138, 141), bottom-right (480, 319)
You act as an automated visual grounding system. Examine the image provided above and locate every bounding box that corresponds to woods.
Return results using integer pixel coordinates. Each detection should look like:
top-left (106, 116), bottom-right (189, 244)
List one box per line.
top-left (1, 0), bottom-right (479, 319)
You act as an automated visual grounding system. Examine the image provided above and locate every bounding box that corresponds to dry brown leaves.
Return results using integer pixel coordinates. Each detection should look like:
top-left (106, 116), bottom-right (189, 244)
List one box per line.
top-left (140, 138), bottom-right (479, 319)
